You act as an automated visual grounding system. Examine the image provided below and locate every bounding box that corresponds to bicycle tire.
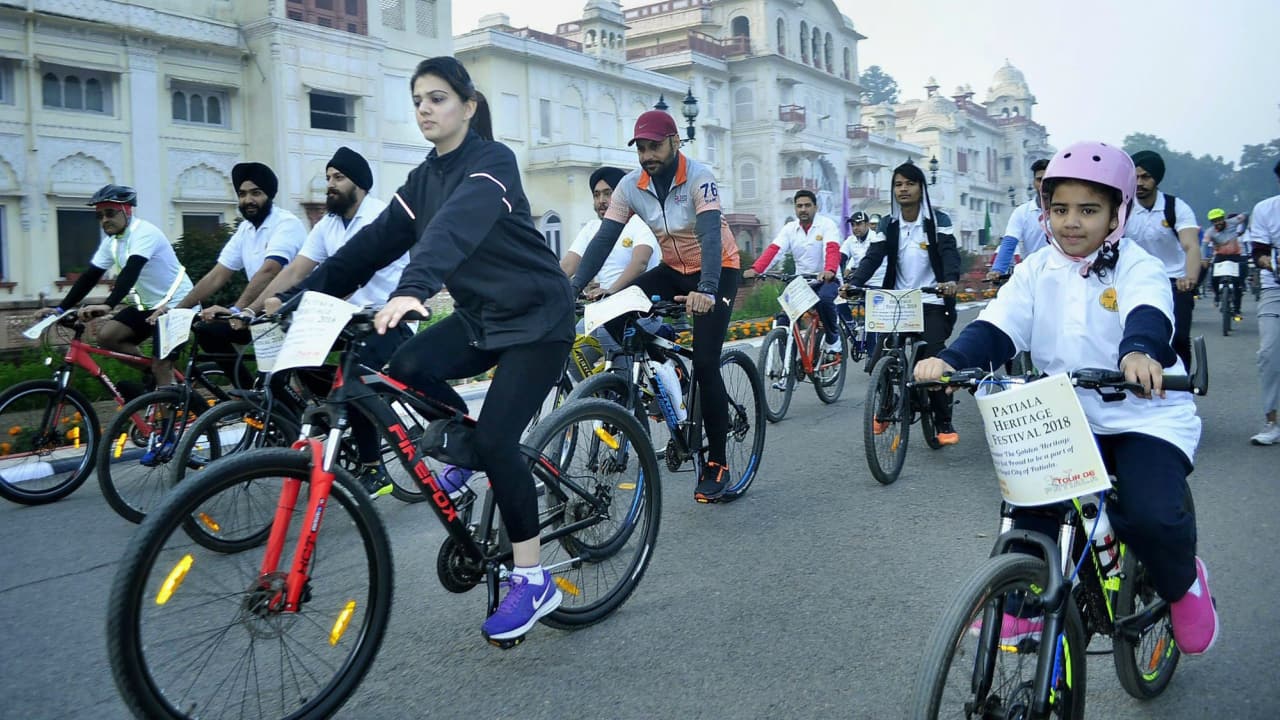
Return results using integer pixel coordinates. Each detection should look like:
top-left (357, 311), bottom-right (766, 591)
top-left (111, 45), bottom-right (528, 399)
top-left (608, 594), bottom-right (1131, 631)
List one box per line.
top-left (1221, 282), bottom-right (1233, 336)
top-left (1112, 550), bottom-right (1182, 698)
top-left (757, 327), bottom-right (795, 422)
top-left (911, 553), bottom-right (1087, 720)
top-left (98, 388), bottom-right (204, 523)
top-left (919, 389), bottom-right (943, 450)
top-left (811, 332), bottom-right (847, 405)
top-left (564, 370), bottom-right (649, 470)
top-left (107, 448), bottom-right (393, 720)
top-left (718, 349), bottom-right (766, 498)
top-left (864, 355), bottom-right (908, 485)
top-left (525, 398), bottom-right (661, 629)
top-left (0, 380), bottom-right (100, 505)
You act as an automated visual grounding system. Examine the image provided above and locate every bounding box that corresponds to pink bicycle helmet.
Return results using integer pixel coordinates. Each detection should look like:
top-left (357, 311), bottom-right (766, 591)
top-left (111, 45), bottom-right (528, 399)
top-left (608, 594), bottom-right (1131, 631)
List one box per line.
top-left (1040, 141), bottom-right (1136, 251)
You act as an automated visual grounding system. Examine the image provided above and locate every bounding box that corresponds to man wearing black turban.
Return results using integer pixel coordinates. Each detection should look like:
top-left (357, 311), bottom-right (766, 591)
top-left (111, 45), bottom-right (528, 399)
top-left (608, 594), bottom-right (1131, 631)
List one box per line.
top-left (560, 165), bottom-right (658, 299)
top-left (1125, 149), bottom-right (1202, 370)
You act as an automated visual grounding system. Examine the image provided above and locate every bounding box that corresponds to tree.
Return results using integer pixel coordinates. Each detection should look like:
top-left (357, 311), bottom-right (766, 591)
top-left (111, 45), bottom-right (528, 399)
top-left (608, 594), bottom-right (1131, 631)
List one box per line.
top-left (1123, 133), bottom-right (1280, 216)
top-left (858, 65), bottom-right (899, 105)
top-left (173, 222), bottom-right (244, 308)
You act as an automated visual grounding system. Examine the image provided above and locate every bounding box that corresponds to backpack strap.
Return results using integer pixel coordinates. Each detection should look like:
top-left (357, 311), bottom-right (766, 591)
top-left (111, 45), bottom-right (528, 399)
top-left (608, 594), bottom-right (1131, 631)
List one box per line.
top-left (1163, 193), bottom-right (1178, 236)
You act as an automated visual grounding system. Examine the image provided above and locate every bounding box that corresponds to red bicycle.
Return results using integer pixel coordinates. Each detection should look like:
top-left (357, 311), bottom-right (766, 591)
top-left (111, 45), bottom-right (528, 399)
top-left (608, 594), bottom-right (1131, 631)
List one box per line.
top-left (756, 272), bottom-right (849, 421)
top-left (0, 311), bottom-right (222, 505)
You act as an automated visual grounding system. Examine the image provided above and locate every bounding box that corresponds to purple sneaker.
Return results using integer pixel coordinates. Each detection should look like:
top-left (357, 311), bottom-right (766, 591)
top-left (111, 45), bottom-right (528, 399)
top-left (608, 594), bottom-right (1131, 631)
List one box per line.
top-left (481, 570), bottom-right (562, 642)
top-left (439, 464), bottom-right (474, 496)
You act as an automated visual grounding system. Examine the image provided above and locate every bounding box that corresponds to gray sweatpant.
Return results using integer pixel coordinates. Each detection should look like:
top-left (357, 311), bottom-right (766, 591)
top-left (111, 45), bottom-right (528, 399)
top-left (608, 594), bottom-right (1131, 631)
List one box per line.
top-left (1259, 287), bottom-right (1280, 417)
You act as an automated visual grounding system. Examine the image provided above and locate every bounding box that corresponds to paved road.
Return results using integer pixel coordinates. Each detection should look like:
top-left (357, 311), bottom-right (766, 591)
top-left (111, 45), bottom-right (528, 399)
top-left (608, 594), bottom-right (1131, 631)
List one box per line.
top-left (1, 298), bottom-right (1276, 719)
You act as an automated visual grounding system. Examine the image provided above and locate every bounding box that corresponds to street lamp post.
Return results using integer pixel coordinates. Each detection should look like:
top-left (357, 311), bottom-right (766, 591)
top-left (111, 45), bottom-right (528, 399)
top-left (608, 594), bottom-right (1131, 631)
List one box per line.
top-left (1007, 186), bottom-right (1016, 206)
top-left (681, 88), bottom-right (699, 143)
top-left (653, 94), bottom-right (668, 112)
top-left (928, 155), bottom-right (940, 185)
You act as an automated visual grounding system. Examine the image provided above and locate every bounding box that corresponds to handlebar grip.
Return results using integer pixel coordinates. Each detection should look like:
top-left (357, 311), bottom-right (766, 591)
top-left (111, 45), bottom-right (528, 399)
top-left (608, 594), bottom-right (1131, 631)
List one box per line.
top-left (401, 309), bottom-right (430, 322)
top-left (1162, 374), bottom-right (1192, 393)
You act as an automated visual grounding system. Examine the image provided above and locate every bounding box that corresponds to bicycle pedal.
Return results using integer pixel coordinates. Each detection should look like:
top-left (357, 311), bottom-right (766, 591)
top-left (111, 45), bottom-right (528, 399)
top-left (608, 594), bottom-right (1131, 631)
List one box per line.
top-left (485, 634), bottom-right (525, 650)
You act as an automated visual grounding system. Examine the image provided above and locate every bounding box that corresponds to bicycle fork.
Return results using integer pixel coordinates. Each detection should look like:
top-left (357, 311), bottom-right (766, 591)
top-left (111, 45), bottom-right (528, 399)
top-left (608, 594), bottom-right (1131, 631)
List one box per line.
top-left (257, 431), bottom-right (339, 614)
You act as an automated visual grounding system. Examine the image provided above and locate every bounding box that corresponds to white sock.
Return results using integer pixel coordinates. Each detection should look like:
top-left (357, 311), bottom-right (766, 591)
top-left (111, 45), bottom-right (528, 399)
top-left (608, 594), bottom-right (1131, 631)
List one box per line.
top-left (513, 565), bottom-right (545, 585)
top-left (1184, 576), bottom-right (1202, 598)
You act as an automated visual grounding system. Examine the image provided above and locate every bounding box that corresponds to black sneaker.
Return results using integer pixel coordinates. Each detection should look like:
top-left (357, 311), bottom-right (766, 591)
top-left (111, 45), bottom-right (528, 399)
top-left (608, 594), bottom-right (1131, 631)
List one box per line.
top-left (694, 461), bottom-right (730, 503)
top-left (357, 465), bottom-right (394, 498)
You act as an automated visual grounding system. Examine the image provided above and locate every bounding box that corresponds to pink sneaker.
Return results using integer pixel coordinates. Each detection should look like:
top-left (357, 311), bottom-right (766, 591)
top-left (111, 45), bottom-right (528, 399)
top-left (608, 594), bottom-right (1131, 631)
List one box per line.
top-left (1169, 556), bottom-right (1219, 655)
top-left (970, 613), bottom-right (1043, 644)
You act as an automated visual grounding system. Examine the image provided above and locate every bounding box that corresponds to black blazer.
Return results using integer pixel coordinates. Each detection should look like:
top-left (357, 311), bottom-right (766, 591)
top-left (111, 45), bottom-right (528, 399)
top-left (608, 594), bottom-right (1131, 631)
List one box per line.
top-left (849, 210), bottom-right (962, 315)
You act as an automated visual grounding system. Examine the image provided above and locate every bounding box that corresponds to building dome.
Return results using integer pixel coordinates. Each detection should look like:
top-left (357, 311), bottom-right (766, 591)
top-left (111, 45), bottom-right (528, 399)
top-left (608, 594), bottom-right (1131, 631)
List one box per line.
top-left (987, 60), bottom-right (1031, 102)
top-left (913, 94), bottom-right (956, 130)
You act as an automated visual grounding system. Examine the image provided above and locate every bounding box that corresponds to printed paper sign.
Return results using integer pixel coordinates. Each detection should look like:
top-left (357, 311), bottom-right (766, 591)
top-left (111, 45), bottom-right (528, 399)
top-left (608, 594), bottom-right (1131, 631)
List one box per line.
top-left (1212, 261), bottom-right (1239, 277)
top-left (271, 292), bottom-right (360, 373)
top-left (22, 310), bottom-right (73, 340)
top-left (156, 309), bottom-right (197, 358)
top-left (976, 373), bottom-right (1111, 506)
top-left (250, 323), bottom-right (286, 373)
top-left (583, 285), bottom-right (652, 335)
top-left (777, 277), bottom-right (819, 322)
top-left (865, 289), bottom-right (924, 333)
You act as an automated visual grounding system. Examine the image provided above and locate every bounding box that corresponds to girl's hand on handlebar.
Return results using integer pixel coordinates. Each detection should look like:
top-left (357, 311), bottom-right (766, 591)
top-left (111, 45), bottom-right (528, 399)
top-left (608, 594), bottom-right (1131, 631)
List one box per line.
top-left (375, 296), bottom-right (429, 334)
top-left (1120, 351), bottom-right (1165, 399)
top-left (914, 357), bottom-right (955, 383)
top-left (676, 292), bottom-right (715, 315)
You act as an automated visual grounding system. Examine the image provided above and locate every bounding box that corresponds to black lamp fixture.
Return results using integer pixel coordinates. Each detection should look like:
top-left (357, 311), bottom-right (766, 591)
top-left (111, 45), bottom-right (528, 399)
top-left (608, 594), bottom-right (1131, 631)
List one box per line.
top-left (681, 87), bottom-right (699, 143)
top-left (1007, 186), bottom-right (1016, 205)
top-left (653, 94), bottom-right (669, 111)
top-left (928, 155), bottom-right (940, 185)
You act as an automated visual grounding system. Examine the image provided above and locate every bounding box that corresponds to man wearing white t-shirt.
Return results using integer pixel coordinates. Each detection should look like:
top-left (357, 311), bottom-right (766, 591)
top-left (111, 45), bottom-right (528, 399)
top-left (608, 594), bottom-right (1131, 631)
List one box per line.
top-left (840, 211), bottom-right (886, 287)
top-left (560, 166), bottom-right (659, 299)
top-left (989, 158), bottom-right (1051, 278)
top-left (51, 184), bottom-right (193, 361)
top-left (1246, 160), bottom-right (1280, 446)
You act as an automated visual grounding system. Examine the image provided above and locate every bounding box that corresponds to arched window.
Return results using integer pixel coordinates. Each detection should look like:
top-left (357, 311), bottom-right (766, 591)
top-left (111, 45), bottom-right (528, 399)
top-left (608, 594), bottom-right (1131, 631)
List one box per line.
top-left (843, 48), bottom-right (851, 79)
top-left (586, 29), bottom-right (596, 47)
top-left (799, 22), bottom-right (809, 63)
top-left (1012, 106), bottom-right (1020, 116)
top-left (740, 162), bottom-right (757, 200)
top-left (43, 72), bottom-right (61, 107)
top-left (207, 96), bottom-right (222, 125)
top-left (172, 91), bottom-right (188, 121)
top-left (811, 28), bottom-right (821, 67)
top-left (776, 18), bottom-right (786, 54)
top-left (189, 94), bottom-right (205, 123)
top-left (731, 16), bottom-right (750, 38)
top-left (84, 78), bottom-right (103, 111)
top-left (733, 86), bottom-right (754, 122)
top-left (824, 33), bottom-right (833, 72)
top-left (64, 76), bottom-right (82, 110)
top-left (540, 212), bottom-right (563, 256)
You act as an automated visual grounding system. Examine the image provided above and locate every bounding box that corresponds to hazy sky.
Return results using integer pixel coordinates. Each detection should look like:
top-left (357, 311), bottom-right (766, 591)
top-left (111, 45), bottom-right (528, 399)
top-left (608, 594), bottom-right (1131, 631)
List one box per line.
top-left (451, 0), bottom-right (1279, 163)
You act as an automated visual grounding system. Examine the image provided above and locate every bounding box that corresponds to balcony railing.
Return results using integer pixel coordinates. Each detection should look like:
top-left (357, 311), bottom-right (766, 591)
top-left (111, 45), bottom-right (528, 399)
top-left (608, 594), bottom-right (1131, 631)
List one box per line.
top-left (847, 124), bottom-right (869, 141)
top-left (779, 104), bottom-right (806, 126)
top-left (780, 177), bottom-right (818, 191)
top-left (847, 187), bottom-right (880, 200)
top-left (508, 27), bottom-right (583, 52)
top-left (626, 31), bottom-right (749, 61)
top-left (722, 35), bottom-right (751, 55)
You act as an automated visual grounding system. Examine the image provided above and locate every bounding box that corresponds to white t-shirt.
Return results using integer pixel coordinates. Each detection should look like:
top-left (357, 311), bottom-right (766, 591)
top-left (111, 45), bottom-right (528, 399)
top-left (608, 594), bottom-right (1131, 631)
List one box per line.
top-left (89, 217), bottom-right (193, 309)
top-left (299, 197), bottom-right (406, 308)
top-left (977, 238), bottom-right (1200, 462)
top-left (757, 215), bottom-right (842, 275)
top-left (1246, 194), bottom-right (1280, 290)
top-left (568, 214), bottom-right (660, 289)
top-left (1005, 199), bottom-right (1050, 258)
top-left (1124, 192), bottom-right (1198, 278)
top-left (217, 206), bottom-right (306, 279)
top-left (894, 212), bottom-right (946, 306)
top-left (841, 232), bottom-right (886, 287)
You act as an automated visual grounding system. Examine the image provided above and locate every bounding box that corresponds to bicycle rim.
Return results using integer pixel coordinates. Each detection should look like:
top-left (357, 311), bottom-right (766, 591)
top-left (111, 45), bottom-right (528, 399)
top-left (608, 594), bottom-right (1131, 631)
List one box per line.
top-left (0, 382), bottom-right (98, 504)
top-left (811, 338), bottom-right (847, 404)
top-left (107, 449), bottom-right (393, 720)
top-left (758, 328), bottom-right (794, 422)
top-left (1112, 552), bottom-right (1180, 698)
top-left (864, 356), bottom-right (907, 485)
top-left (718, 350), bottom-right (766, 497)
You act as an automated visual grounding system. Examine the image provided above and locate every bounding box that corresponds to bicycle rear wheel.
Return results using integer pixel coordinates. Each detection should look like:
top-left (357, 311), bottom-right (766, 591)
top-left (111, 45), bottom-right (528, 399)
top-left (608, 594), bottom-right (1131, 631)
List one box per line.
top-left (107, 448), bottom-right (393, 720)
top-left (525, 398), bottom-right (661, 629)
top-left (757, 327), bottom-right (795, 422)
top-left (1113, 551), bottom-right (1181, 698)
top-left (911, 553), bottom-right (1086, 719)
top-left (812, 331), bottom-right (847, 405)
top-left (98, 388), bottom-right (204, 523)
top-left (717, 349), bottom-right (766, 498)
top-left (0, 380), bottom-right (99, 505)
top-left (1221, 283), bottom-right (1233, 336)
top-left (864, 355), bottom-right (908, 485)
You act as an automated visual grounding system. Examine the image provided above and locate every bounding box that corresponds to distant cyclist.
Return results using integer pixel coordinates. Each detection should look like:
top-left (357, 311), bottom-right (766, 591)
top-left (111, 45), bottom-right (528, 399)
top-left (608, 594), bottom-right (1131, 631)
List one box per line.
top-left (840, 211), bottom-right (886, 288)
top-left (1204, 207), bottom-right (1246, 317)
top-left (560, 166), bottom-right (659, 300)
top-left (988, 158), bottom-right (1051, 279)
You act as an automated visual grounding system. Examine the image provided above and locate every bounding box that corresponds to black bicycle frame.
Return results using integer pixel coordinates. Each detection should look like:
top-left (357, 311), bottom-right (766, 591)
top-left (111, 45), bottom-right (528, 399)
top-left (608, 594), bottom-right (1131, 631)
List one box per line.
top-left (616, 314), bottom-right (705, 461)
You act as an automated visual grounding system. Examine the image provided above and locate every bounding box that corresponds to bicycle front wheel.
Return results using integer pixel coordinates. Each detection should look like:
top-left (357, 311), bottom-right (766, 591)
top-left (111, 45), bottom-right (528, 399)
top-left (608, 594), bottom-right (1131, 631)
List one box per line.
top-left (1221, 284), bottom-right (1233, 336)
top-left (911, 553), bottom-right (1086, 720)
top-left (1112, 551), bottom-right (1181, 698)
top-left (0, 380), bottom-right (99, 505)
top-left (757, 327), bottom-right (794, 422)
top-left (525, 398), bottom-right (661, 629)
top-left (98, 388), bottom-right (204, 523)
top-left (717, 349), bottom-right (766, 497)
top-left (107, 448), bottom-right (393, 720)
top-left (864, 355), bottom-right (908, 485)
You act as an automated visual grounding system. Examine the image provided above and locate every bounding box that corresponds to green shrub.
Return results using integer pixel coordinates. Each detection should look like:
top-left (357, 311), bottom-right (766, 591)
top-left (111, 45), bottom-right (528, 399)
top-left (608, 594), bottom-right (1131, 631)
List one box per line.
top-left (732, 281), bottom-right (784, 322)
top-left (174, 223), bottom-right (245, 307)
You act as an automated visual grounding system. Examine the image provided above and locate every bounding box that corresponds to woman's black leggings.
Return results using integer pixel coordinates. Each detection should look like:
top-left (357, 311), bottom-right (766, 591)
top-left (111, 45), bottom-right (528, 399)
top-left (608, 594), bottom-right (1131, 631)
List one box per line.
top-left (385, 314), bottom-right (569, 543)
top-left (613, 264), bottom-right (738, 465)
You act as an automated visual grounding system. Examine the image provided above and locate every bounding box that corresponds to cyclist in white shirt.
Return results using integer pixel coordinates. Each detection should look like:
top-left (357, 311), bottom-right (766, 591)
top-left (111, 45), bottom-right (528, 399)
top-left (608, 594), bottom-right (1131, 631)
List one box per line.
top-left (744, 190), bottom-right (843, 352)
top-left (989, 158), bottom-right (1051, 278)
top-left (49, 184), bottom-right (193, 363)
top-left (840, 211), bottom-right (886, 287)
top-left (1246, 160), bottom-right (1280, 445)
top-left (560, 166), bottom-right (659, 299)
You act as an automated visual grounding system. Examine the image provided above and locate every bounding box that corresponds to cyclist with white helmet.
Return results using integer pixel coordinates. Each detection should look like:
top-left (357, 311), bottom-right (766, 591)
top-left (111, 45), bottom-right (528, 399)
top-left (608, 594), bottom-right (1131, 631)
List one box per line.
top-left (916, 141), bottom-right (1218, 656)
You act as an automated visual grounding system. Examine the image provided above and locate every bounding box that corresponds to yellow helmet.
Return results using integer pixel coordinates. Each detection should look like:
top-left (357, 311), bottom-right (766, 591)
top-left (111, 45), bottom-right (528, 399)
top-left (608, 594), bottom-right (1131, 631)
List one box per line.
top-left (1207, 208), bottom-right (1226, 221)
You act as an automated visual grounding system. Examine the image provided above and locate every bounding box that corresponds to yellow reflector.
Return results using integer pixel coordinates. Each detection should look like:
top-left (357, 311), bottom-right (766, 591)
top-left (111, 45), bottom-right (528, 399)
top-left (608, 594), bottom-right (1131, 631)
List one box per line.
top-left (68, 426), bottom-right (80, 449)
top-left (113, 433), bottom-right (128, 459)
top-left (554, 576), bottom-right (581, 597)
top-left (244, 416), bottom-right (265, 431)
top-left (999, 644), bottom-right (1020, 653)
top-left (617, 482), bottom-right (637, 490)
top-left (1146, 636), bottom-right (1168, 672)
top-left (156, 554), bottom-right (194, 605)
top-left (206, 398), bottom-right (217, 407)
top-left (890, 434), bottom-right (900, 452)
top-left (330, 600), bottom-right (357, 645)
top-left (197, 512), bottom-right (221, 533)
top-left (594, 426), bottom-right (620, 450)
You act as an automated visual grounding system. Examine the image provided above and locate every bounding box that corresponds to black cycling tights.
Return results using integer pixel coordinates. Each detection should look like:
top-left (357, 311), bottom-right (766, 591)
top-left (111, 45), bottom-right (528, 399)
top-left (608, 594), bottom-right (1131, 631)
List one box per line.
top-left (615, 264), bottom-right (739, 465)
top-left (385, 314), bottom-right (569, 544)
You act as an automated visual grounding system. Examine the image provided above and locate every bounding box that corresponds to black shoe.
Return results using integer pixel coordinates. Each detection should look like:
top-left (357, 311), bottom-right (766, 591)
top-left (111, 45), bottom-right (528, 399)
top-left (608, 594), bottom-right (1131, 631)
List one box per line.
top-left (694, 461), bottom-right (730, 503)
top-left (358, 465), bottom-right (393, 498)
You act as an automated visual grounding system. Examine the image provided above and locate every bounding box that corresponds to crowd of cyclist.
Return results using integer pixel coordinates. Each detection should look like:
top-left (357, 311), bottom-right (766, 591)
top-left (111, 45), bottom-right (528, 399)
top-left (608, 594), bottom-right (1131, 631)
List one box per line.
top-left (30, 52), bottom-right (1280, 658)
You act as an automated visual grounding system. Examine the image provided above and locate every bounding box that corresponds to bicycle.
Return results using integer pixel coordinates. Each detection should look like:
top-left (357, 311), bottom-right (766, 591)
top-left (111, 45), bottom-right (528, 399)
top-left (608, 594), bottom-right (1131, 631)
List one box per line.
top-left (106, 303), bottom-right (662, 720)
top-left (756, 272), bottom-right (849, 422)
top-left (0, 310), bottom-right (224, 505)
top-left (860, 286), bottom-right (946, 485)
top-left (566, 289), bottom-right (766, 501)
top-left (910, 338), bottom-right (1210, 719)
top-left (1212, 257), bottom-right (1243, 336)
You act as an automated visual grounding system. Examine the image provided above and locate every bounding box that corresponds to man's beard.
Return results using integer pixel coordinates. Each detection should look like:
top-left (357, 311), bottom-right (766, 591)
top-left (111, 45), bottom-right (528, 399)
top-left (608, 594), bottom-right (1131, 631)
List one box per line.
top-left (240, 199), bottom-right (273, 227)
top-left (326, 188), bottom-right (356, 216)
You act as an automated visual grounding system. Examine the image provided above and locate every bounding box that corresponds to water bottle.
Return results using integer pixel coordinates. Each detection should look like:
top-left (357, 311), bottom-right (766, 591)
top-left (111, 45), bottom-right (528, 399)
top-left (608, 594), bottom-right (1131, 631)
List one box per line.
top-left (1080, 498), bottom-right (1119, 576)
top-left (654, 359), bottom-right (688, 423)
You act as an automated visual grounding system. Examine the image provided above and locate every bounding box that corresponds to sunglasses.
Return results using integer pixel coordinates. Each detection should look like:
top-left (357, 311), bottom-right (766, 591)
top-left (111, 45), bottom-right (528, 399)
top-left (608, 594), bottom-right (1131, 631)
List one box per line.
top-left (95, 208), bottom-right (122, 220)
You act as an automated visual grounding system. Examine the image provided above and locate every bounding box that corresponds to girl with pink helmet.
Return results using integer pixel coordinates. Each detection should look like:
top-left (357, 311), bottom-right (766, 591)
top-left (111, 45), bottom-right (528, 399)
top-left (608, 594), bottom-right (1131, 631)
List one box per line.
top-left (915, 141), bottom-right (1219, 656)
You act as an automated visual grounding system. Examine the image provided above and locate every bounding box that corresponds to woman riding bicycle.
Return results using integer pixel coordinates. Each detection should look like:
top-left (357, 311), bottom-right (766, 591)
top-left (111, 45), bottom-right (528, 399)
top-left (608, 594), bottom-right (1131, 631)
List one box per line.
top-left (914, 141), bottom-right (1219, 655)
top-left (267, 56), bottom-right (574, 645)
top-left (570, 109), bottom-right (742, 503)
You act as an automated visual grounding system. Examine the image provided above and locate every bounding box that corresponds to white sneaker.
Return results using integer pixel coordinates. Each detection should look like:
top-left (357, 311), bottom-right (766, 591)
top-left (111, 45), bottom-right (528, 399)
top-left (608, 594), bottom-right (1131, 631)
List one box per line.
top-left (823, 337), bottom-right (843, 353)
top-left (1251, 422), bottom-right (1280, 446)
